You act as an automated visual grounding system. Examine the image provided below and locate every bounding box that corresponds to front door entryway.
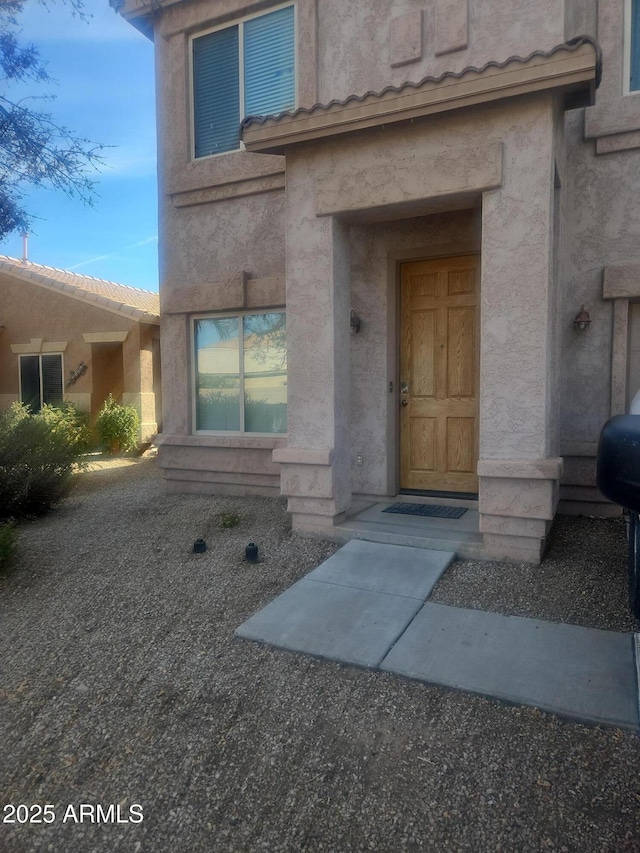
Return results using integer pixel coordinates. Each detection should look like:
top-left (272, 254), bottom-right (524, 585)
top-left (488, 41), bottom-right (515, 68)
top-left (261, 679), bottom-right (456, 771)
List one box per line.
top-left (399, 255), bottom-right (479, 493)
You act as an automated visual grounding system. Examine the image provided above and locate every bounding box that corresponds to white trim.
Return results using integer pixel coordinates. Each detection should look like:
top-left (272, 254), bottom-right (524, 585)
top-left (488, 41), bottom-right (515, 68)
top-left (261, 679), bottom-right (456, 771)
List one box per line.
top-left (83, 331), bottom-right (129, 344)
top-left (238, 313), bottom-right (246, 433)
top-left (189, 1), bottom-right (297, 160)
top-left (625, 0), bottom-right (633, 94)
top-left (238, 17), bottom-right (245, 139)
top-left (625, 0), bottom-right (640, 94)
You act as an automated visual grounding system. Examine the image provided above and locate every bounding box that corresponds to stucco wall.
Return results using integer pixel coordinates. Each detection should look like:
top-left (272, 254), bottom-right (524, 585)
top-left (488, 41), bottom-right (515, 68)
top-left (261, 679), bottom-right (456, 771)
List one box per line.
top-left (558, 109), bottom-right (640, 512)
top-left (316, 0), bottom-right (565, 104)
top-left (151, 0), bottom-right (573, 302)
top-left (0, 274), bottom-right (159, 441)
top-left (0, 273), bottom-right (139, 408)
top-left (160, 192), bottom-right (285, 287)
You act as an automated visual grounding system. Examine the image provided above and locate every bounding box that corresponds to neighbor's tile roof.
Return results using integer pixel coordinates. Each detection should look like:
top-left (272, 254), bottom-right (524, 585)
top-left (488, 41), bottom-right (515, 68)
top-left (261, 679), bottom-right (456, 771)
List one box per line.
top-left (0, 255), bottom-right (160, 322)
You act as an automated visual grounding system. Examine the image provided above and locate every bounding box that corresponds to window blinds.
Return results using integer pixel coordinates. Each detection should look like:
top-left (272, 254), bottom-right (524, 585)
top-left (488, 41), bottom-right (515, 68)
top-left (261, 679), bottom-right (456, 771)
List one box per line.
top-left (632, 0), bottom-right (640, 91)
top-left (41, 355), bottom-right (63, 408)
top-left (193, 25), bottom-right (241, 157)
top-left (19, 354), bottom-right (62, 413)
top-left (244, 6), bottom-right (295, 118)
top-left (20, 356), bottom-right (41, 413)
top-left (193, 5), bottom-right (294, 158)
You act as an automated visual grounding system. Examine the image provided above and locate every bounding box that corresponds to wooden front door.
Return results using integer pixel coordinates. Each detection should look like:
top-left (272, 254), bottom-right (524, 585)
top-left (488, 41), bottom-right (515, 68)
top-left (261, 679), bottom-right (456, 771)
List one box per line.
top-left (399, 255), bottom-right (479, 494)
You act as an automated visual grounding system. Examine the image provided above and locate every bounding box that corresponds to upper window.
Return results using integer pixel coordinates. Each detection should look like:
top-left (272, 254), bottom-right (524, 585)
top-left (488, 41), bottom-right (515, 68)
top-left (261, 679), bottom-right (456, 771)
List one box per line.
top-left (192, 5), bottom-right (295, 158)
top-left (631, 0), bottom-right (640, 91)
top-left (194, 312), bottom-right (287, 434)
top-left (19, 354), bottom-right (63, 414)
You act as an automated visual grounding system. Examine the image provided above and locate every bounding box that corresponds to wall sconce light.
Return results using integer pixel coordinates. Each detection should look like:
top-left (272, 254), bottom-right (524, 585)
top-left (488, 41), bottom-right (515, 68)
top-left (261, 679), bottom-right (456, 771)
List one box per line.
top-left (572, 306), bottom-right (591, 331)
top-left (350, 309), bottom-right (361, 335)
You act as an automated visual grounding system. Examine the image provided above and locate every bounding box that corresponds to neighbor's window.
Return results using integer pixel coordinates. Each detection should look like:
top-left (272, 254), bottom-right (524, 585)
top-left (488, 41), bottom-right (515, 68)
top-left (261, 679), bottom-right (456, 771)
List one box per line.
top-left (631, 0), bottom-right (640, 91)
top-left (192, 4), bottom-right (295, 157)
top-left (194, 312), bottom-right (287, 433)
top-left (19, 354), bottom-right (63, 414)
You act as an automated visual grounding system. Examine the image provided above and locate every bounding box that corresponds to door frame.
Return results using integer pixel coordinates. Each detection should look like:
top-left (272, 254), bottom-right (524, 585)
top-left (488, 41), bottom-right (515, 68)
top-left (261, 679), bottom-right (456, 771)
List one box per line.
top-left (390, 247), bottom-right (481, 498)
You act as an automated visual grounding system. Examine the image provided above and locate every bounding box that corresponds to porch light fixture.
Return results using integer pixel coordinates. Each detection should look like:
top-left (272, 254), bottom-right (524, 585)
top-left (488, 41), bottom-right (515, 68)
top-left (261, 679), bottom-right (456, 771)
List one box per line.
top-left (572, 306), bottom-right (591, 331)
top-left (350, 310), bottom-right (361, 335)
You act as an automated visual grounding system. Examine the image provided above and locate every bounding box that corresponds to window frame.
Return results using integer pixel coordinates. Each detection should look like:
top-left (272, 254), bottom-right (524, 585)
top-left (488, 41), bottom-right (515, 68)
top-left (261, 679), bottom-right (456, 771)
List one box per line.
top-left (18, 353), bottom-right (64, 414)
top-left (625, 0), bottom-right (640, 94)
top-left (189, 2), bottom-right (297, 161)
top-left (191, 309), bottom-right (287, 436)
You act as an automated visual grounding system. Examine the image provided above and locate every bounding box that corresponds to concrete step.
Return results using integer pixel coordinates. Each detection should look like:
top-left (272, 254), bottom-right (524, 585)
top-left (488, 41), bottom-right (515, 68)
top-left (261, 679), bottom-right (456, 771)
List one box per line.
top-left (333, 518), bottom-right (485, 560)
top-left (332, 500), bottom-right (484, 560)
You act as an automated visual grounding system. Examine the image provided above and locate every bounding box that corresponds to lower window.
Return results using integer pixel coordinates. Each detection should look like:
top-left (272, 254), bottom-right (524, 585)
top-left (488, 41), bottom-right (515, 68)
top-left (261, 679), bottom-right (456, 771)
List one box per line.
top-left (19, 354), bottom-right (63, 413)
top-left (194, 311), bottom-right (287, 434)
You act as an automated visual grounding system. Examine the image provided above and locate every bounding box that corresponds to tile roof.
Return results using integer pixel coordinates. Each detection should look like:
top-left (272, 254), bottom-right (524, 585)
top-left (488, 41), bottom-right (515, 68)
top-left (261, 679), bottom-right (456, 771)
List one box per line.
top-left (0, 255), bottom-right (160, 322)
top-left (242, 37), bottom-right (600, 130)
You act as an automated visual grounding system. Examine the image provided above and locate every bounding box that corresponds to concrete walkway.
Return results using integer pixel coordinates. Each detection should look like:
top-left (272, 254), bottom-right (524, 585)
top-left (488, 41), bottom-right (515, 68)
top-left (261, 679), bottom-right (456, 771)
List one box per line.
top-left (236, 540), bottom-right (640, 731)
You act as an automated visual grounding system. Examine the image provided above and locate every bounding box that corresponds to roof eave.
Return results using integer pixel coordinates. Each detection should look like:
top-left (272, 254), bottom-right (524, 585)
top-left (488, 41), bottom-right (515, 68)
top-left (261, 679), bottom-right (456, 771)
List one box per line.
top-left (242, 40), bottom-right (599, 156)
top-left (0, 264), bottom-right (160, 324)
top-left (109, 0), bottom-right (155, 41)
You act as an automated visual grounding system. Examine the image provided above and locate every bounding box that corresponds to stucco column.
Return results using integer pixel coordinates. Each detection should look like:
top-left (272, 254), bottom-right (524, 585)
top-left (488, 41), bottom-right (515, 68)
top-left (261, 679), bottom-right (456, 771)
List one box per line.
top-left (478, 97), bottom-right (563, 562)
top-left (273, 152), bottom-right (352, 532)
top-left (122, 324), bottom-right (159, 443)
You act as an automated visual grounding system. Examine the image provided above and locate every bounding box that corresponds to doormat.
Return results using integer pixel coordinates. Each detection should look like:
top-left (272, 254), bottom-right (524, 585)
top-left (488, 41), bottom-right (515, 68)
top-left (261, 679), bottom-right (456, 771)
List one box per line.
top-left (382, 503), bottom-right (467, 519)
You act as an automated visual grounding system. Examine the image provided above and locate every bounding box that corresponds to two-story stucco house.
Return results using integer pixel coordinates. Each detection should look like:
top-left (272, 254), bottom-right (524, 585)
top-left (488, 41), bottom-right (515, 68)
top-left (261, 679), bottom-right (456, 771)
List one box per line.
top-left (112, 0), bottom-right (640, 563)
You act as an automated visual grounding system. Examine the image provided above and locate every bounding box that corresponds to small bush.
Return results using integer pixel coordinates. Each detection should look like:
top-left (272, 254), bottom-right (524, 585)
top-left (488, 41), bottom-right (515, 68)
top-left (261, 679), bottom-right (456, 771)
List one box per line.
top-left (0, 521), bottom-right (16, 566)
top-left (220, 512), bottom-right (241, 529)
top-left (0, 403), bottom-right (80, 519)
top-left (95, 394), bottom-right (140, 454)
top-left (39, 402), bottom-right (93, 453)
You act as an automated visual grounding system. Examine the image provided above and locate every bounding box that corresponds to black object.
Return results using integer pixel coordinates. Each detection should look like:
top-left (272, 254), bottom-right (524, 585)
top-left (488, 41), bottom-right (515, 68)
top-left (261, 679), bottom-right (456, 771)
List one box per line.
top-left (629, 512), bottom-right (640, 618)
top-left (245, 542), bottom-right (259, 562)
top-left (382, 503), bottom-right (467, 519)
top-left (596, 414), bottom-right (640, 616)
top-left (596, 414), bottom-right (640, 513)
top-left (193, 538), bottom-right (207, 553)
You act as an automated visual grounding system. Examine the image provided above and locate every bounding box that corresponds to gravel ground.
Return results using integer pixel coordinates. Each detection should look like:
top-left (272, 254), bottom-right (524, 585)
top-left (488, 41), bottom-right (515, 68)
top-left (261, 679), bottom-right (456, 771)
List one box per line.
top-left (1, 456), bottom-right (640, 853)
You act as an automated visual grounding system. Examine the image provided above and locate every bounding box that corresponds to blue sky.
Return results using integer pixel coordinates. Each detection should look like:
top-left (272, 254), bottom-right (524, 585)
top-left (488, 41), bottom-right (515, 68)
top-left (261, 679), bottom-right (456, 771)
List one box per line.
top-left (0, 1), bottom-right (158, 291)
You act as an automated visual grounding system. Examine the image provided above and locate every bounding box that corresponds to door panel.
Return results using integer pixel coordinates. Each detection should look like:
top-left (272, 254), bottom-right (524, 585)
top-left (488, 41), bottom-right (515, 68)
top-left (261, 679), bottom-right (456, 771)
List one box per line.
top-left (400, 256), bottom-right (479, 493)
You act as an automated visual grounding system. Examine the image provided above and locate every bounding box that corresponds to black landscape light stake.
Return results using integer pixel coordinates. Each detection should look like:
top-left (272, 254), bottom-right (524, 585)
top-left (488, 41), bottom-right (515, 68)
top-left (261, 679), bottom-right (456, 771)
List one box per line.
top-left (245, 542), bottom-right (259, 563)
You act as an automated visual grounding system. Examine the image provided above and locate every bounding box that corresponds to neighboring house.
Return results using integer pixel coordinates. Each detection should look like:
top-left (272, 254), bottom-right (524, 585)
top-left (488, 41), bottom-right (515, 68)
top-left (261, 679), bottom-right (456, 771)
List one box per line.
top-left (113, 0), bottom-right (640, 562)
top-left (0, 256), bottom-right (161, 442)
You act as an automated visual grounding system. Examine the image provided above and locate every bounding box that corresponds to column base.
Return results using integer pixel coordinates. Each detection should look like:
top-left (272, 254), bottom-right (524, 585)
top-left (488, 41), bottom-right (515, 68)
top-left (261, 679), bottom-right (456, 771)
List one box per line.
top-left (273, 446), bottom-right (351, 530)
top-left (478, 458), bottom-right (563, 564)
top-left (122, 392), bottom-right (157, 443)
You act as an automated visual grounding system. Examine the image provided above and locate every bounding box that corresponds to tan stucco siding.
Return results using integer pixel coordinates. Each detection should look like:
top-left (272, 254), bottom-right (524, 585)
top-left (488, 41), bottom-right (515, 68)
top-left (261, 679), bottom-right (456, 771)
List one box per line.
top-left (0, 274), bottom-right (158, 437)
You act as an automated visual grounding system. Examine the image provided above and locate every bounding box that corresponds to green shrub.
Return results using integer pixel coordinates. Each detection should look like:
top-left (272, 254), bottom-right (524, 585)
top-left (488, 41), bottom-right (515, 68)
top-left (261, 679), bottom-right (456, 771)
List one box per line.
top-left (220, 512), bottom-right (241, 529)
top-left (95, 394), bottom-right (140, 454)
top-left (39, 402), bottom-right (93, 453)
top-left (0, 403), bottom-right (80, 519)
top-left (0, 521), bottom-right (16, 566)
